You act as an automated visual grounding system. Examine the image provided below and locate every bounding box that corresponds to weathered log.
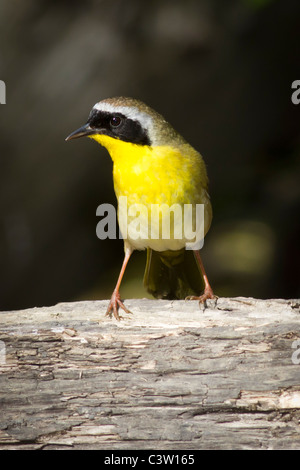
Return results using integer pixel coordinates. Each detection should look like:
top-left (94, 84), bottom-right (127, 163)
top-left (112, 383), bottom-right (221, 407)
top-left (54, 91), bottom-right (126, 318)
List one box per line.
top-left (0, 297), bottom-right (299, 450)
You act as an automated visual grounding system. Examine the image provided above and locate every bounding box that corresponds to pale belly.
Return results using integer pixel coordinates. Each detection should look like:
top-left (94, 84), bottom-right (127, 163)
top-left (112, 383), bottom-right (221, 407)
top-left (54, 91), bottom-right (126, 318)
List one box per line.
top-left (116, 188), bottom-right (211, 252)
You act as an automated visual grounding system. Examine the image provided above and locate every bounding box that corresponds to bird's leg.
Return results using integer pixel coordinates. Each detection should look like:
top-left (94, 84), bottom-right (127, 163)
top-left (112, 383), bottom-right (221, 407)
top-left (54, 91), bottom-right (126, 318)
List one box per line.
top-left (106, 248), bottom-right (132, 320)
top-left (187, 250), bottom-right (217, 304)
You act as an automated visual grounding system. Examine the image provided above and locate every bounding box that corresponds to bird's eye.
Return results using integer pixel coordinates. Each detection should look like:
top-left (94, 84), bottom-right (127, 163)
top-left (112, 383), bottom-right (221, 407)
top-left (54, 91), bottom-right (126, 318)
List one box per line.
top-left (110, 115), bottom-right (122, 127)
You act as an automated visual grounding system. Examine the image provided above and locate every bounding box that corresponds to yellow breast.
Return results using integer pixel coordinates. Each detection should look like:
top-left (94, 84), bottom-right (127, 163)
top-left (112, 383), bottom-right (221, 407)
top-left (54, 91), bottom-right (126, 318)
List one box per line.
top-left (90, 134), bottom-right (212, 250)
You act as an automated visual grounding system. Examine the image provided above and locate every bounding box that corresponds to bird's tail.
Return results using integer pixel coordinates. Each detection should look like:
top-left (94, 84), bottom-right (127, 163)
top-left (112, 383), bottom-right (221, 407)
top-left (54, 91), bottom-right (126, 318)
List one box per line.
top-left (143, 248), bottom-right (204, 300)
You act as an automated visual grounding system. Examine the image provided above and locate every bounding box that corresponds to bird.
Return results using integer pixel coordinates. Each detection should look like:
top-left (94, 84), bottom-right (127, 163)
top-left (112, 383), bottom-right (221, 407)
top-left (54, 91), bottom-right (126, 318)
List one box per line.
top-left (66, 97), bottom-right (215, 320)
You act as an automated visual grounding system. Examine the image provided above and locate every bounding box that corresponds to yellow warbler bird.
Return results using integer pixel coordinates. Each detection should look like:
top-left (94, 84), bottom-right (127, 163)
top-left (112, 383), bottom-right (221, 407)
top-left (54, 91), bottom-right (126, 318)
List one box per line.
top-left (66, 97), bottom-right (215, 319)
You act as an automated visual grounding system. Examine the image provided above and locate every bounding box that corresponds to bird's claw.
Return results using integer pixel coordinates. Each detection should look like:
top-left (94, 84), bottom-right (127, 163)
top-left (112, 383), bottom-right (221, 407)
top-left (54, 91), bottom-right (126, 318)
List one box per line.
top-left (186, 287), bottom-right (218, 308)
top-left (106, 290), bottom-right (131, 321)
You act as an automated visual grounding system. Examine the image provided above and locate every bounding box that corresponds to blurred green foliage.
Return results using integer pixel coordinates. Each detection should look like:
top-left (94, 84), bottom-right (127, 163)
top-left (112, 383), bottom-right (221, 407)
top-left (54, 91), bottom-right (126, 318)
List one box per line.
top-left (243, 0), bottom-right (275, 9)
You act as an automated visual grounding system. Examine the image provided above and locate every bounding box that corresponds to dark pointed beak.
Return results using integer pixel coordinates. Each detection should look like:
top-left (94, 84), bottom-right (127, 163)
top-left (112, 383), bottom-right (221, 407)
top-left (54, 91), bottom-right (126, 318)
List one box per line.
top-left (65, 123), bottom-right (94, 141)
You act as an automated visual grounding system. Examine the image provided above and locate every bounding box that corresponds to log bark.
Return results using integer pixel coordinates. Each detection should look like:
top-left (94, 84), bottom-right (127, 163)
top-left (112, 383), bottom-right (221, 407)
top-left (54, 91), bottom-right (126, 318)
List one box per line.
top-left (0, 297), bottom-right (300, 450)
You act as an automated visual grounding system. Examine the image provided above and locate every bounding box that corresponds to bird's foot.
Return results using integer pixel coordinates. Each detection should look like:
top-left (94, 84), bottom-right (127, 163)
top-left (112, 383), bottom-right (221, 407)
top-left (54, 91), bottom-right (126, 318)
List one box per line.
top-left (186, 287), bottom-right (218, 307)
top-left (106, 290), bottom-right (131, 321)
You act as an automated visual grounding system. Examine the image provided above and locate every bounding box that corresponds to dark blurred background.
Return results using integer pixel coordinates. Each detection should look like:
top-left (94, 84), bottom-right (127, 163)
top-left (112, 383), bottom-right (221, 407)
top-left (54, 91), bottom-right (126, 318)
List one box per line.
top-left (0, 0), bottom-right (299, 311)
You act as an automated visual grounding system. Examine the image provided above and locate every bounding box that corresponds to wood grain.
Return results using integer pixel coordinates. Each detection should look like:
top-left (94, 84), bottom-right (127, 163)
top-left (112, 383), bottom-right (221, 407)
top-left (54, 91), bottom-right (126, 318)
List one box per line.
top-left (0, 297), bottom-right (299, 449)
